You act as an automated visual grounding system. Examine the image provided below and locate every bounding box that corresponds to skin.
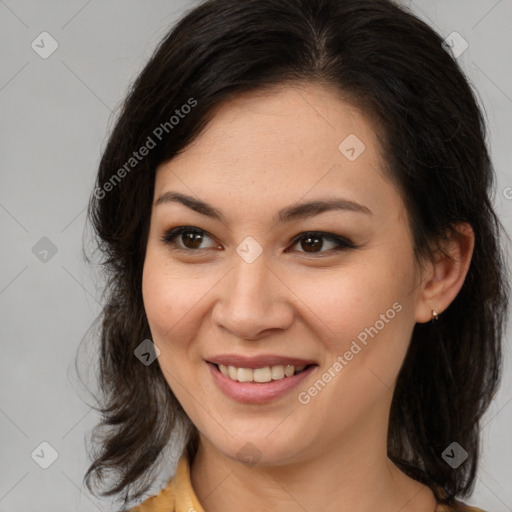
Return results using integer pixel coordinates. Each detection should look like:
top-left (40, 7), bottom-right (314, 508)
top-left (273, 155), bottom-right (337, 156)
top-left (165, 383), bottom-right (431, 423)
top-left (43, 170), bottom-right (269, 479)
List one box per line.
top-left (142, 82), bottom-right (474, 512)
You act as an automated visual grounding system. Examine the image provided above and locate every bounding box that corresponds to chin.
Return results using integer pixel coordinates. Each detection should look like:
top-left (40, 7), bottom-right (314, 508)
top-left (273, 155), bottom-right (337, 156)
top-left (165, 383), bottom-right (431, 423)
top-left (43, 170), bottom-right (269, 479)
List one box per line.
top-left (204, 429), bottom-right (307, 468)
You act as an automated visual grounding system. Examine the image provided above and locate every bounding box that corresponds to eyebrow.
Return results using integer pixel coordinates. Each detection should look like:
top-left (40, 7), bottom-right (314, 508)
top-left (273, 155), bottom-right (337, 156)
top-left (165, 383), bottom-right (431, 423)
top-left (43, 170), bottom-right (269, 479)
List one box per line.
top-left (154, 191), bottom-right (373, 223)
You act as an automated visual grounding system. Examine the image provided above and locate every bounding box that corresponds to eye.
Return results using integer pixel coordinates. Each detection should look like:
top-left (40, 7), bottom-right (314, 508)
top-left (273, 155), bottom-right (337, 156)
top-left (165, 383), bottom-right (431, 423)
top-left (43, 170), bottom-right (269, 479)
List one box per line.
top-left (288, 231), bottom-right (356, 255)
top-left (161, 227), bottom-right (356, 255)
top-left (161, 226), bottom-right (220, 251)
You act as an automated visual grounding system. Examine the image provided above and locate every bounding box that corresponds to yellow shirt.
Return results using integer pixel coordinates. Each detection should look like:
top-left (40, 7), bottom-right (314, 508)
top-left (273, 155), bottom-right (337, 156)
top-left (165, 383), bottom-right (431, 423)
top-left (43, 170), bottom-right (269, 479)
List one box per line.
top-left (128, 452), bottom-right (486, 512)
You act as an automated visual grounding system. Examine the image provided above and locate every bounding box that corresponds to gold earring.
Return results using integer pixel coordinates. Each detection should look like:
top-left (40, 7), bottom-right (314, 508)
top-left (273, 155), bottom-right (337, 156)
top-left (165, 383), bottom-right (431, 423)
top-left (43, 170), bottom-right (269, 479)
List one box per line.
top-left (431, 309), bottom-right (439, 322)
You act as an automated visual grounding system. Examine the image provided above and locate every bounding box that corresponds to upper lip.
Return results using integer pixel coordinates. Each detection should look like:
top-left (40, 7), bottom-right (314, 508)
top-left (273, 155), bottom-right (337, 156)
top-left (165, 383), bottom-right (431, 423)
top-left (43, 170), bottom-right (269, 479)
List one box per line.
top-left (206, 354), bottom-right (317, 369)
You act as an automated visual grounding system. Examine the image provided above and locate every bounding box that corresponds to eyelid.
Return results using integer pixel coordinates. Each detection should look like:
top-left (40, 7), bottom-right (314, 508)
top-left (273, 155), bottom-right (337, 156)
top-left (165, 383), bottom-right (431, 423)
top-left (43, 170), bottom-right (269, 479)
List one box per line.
top-left (161, 226), bottom-right (356, 254)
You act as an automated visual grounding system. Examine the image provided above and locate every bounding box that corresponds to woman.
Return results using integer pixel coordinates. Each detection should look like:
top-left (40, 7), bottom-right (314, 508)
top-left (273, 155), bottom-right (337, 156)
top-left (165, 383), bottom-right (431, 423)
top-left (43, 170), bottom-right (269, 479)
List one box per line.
top-left (82, 0), bottom-right (510, 511)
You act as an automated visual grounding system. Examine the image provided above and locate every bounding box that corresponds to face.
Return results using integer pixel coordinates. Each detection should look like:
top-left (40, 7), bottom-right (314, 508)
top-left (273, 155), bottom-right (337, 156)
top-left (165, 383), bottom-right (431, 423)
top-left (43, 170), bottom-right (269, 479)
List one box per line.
top-left (142, 83), bottom-right (426, 466)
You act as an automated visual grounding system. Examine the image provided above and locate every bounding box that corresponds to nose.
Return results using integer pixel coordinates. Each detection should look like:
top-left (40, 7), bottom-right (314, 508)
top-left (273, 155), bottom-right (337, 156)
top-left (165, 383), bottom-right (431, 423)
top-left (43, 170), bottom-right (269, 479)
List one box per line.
top-left (211, 252), bottom-right (294, 341)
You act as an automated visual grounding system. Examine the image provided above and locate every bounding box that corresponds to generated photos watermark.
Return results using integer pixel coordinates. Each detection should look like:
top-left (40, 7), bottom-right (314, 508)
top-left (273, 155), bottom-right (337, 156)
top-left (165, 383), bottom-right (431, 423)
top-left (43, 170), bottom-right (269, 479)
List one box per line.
top-left (94, 97), bottom-right (197, 200)
top-left (298, 301), bottom-right (403, 405)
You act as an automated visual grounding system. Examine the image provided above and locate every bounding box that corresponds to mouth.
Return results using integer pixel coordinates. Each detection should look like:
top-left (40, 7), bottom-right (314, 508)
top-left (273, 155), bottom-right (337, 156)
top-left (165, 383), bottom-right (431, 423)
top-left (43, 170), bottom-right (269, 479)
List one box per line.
top-left (207, 360), bottom-right (318, 404)
top-left (209, 362), bottom-right (317, 383)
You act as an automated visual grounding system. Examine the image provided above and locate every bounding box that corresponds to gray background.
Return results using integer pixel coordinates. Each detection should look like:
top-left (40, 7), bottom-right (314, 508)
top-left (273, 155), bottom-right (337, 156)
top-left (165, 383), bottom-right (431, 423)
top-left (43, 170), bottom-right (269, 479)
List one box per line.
top-left (1, 1), bottom-right (511, 511)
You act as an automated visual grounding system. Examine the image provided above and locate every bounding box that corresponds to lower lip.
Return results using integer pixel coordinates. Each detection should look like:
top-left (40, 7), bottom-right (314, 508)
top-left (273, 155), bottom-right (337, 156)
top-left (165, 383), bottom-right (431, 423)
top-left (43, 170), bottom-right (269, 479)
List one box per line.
top-left (207, 362), bottom-right (317, 404)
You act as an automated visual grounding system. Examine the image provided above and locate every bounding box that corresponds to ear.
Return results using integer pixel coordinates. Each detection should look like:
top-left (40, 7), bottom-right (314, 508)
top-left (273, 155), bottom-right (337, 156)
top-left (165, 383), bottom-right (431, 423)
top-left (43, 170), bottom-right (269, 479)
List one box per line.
top-left (414, 222), bottom-right (475, 324)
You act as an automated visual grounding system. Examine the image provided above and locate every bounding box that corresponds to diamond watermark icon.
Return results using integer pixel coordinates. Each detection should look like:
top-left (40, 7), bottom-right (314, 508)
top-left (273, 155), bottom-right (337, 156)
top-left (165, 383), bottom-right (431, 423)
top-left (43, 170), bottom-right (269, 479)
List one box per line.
top-left (31, 441), bottom-right (59, 469)
top-left (236, 442), bottom-right (262, 467)
top-left (236, 236), bottom-right (263, 264)
top-left (31, 31), bottom-right (59, 59)
top-left (338, 134), bottom-right (366, 161)
top-left (442, 441), bottom-right (468, 469)
top-left (134, 339), bottom-right (160, 366)
top-left (442, 32), bottom-right (468, 59)
top-left (32, 237), bottom-right (58, 263)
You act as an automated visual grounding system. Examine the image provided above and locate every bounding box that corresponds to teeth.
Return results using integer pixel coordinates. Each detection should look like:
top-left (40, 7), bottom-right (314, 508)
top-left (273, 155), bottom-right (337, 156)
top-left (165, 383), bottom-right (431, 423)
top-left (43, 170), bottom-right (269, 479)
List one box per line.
top-left (237, 367), bottom-right (253, 382)
top-left (218, 364), bottom-right (307, 383)
top-left (227, 365), bottom-right (237, 379)
top-left (271, 365), bottom-right (285, 380)
top-left (284, 365), bottom-right (295, 377)
top-left (253, 367), bottom-right (271, 383)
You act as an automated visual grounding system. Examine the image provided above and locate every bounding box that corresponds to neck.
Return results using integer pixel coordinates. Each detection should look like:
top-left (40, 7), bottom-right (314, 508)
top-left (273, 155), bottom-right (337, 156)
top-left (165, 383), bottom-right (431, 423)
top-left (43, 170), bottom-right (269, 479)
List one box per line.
top-left (189, 416), bottom-right (437, 512)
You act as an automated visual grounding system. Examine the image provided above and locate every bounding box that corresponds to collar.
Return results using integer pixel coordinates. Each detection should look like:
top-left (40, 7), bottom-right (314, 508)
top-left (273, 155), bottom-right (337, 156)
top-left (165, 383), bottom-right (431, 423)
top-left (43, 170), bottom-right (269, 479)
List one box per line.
top-left (133, 450), bottom-right (204, 512)
top-left (173, 450), bottom-right (205, 512)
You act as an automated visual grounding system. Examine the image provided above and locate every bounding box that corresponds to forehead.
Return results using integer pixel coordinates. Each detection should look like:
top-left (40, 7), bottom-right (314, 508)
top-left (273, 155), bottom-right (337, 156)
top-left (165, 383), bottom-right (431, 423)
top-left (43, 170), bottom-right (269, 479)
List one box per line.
top-left (154, 83), bottom-right (402, 223)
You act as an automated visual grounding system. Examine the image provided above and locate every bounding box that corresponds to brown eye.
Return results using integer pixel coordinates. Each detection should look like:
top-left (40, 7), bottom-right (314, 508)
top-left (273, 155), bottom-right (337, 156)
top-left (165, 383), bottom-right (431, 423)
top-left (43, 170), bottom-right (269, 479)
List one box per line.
top-left (289, 232), bottom-right (355, 254)
top-left (161, 227), bottom-right (355, 256)
top-left (161, 227), bottom-right (219, 251)
top-left (298, 235), bottom-right (326, 253)
top-left (181, 231), bottom-right (205, 249)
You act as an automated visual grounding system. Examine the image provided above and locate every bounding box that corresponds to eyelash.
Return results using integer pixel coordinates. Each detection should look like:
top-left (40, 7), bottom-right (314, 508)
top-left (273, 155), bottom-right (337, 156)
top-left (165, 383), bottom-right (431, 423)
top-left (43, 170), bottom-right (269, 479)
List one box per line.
top-left (160, 226), bottom-right (356, 256)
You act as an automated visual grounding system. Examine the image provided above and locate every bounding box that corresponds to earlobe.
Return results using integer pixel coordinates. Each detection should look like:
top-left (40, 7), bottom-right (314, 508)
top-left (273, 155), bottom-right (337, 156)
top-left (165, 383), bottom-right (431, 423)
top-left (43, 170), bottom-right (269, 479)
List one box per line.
top-left (414, 222), bottom-right (475, 324)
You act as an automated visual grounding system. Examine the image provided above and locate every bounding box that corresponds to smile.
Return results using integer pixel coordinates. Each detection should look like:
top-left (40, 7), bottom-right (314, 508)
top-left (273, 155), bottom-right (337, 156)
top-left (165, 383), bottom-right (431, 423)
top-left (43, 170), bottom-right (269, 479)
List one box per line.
top-left (207, 362), bottom-right (318, 404)
top-left (217, 363), bottom-right (308, 383)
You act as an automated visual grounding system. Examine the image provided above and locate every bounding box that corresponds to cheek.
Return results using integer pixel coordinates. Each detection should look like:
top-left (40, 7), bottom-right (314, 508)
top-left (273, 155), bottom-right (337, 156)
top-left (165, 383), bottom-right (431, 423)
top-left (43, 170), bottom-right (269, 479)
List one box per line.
top-left (291, 266), bottom-right (415, 423)
top-left (290, 254), bottom-right (417, 397)
top-left (291, 262), bottom-right (410, 345)
top-left (141, 254), bottom-right (206, 401)
top-left (142, 250), bottom-right (220, 353)
top-left (142, 252), bottom-right (186, 342)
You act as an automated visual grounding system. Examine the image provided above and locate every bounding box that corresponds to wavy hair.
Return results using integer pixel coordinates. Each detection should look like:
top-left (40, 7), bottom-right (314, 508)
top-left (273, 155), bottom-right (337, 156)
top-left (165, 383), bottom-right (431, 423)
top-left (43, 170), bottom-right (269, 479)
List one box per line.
top-left (82, 0), bottom-right (510, 508)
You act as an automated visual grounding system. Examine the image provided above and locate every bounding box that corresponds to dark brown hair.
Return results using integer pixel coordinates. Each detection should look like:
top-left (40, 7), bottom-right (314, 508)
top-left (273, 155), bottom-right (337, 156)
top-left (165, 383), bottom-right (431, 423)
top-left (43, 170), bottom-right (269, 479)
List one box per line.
top-left (81, 0), bottom-right (510, 508)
